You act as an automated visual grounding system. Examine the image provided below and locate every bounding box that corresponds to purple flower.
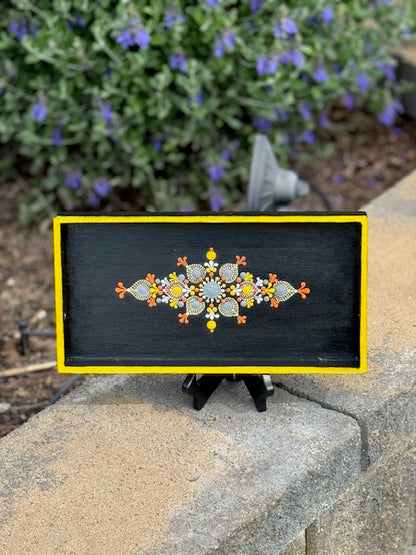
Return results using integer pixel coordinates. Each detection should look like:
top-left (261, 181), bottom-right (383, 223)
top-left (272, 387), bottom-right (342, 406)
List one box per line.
top-left (223, 30), bottom-right (237, 49)
top-left (30, 101), bottom-right (48, 122)
top-left (298, 102), bottom-right (313, 120)
top-left (221, 149), bottom-right (230, 161)
top-left (313, 67), bottom-right (329, 83)
top-left (332, 174), bottom-right (345, 185)
top-left (318, 7), bottom-right (334, 23)
top-left (169, 53), bottom-right (187, 73)
top-left (116, 20), bottom-right (150, 49)
top-left (319, 114), bottom-right (330, 128)
top-left (267, 58), bottom-right (279, 73)
top-left (213, 40), bottom-right (224, 58)
top-left (252, 116), bottom-right (272, 132)
top-left (74, 15), bottom-right (87, 27)
top-left (273, 25), bottom-right (282, 39)
top-left (256, 56), bottom-right (279, 75)
top-left (133, 28), bottom-right (151, 49)
top-left (152, 137), bottom-right (163, 151)
top-left (208, 186), bottom-right (225, 211)
top-left (301, 129), bottom-right (315, 145)
top-left (206, 0), bottom-right (219, 5)
top-left (116, 29), bottom-right (134, 49)
top-left (93, 178), bottom-right (113, 198)
top-left (64, 171), bottom-right (83, 190)
top-left (9, 19), bottom-right (27, 40)
top-left (8, 18), bottom-right (37, 40)
top-left (291, 51), bottom-right (305, 68)
top-left (164, 12), bottom-right (175, 28)
top-left (164, 12), bottom-right (185, 28)
top-left (100, 101), bottom-right (112, 123)
top-left (222, 140), bottom-right (240, 161)
top-left (87, 193), bottom-right (101, 208)
top-left (207, 163), bottom-right (226, 181)
top-left (189, 91), bottom-right (204, 106)
top-left (356, 73), bottom-right (369, 93)
top-left (378, 62), bottom-right (396, 81)
top-left (377, 99), bottom-right (403, 127)
top-left (281, 17), bottom-right (298, 35)
top-left (52, 126), bottom-right (63, 146)
top-left (250, 0), bottom-right (262, 13)
top-left (256, 56), bottom-right (268, 76)
top-left (342, 92), bottom-right (355, 110)
top-left (280, 51), bottom-right (304, 68)
top-left (275, 108), bottom-right (290, 122)
top-left (68, 14), bottom-right (87, 29)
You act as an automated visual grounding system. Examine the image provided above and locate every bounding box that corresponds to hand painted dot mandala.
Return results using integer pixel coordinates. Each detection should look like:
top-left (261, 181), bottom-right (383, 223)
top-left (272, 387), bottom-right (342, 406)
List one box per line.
top-left (115, 248), bottom-right (310, 333)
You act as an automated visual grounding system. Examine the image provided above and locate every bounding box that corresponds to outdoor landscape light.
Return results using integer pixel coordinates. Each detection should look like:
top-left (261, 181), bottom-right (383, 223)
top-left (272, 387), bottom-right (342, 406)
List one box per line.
top-left (247, 134), bottom-right (310, 211)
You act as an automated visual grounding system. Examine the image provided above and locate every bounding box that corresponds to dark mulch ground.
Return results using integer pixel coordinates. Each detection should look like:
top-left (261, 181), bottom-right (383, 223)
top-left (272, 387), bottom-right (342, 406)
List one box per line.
top-left (1, 108), bottom-right (415, 437)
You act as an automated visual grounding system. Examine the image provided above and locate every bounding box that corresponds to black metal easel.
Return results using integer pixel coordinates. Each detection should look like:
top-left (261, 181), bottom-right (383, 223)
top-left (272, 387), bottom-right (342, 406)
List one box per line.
top-left (182, 374), bottom-right (274, 412)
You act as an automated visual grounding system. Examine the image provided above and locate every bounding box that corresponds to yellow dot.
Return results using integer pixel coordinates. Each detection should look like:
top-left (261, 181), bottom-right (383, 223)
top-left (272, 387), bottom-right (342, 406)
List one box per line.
top-left (206, 248), bottom-right (216, 261)
top-left (207, 320), bottom-right (217, 332)
top-left (172, 286), bottom-right (182, 296)
top-left (242, 285), bottom-right (252, 296)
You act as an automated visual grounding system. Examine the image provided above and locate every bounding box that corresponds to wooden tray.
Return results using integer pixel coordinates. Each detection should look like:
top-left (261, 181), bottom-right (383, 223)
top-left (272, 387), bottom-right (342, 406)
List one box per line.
top-left (54, 213), bottom-right (367, 374)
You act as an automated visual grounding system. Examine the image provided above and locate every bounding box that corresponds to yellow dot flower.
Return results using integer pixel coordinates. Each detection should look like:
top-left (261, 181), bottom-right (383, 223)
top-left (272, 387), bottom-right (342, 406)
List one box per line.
top-left (206, 248), bottom-right (216, 261)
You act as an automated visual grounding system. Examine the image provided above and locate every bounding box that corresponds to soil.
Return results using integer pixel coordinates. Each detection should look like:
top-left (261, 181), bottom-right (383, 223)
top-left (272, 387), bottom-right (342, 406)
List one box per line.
top-left (1, 108), bottom-right (415, 438)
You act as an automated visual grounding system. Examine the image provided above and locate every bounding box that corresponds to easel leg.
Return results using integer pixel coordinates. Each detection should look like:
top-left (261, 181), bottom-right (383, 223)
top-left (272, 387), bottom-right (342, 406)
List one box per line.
top-left (242, 374), bottom-right (274, 412)
top-left (182, 374), bottom-right (225, 410)
top-left (182, 374), bottom-right (274, 412)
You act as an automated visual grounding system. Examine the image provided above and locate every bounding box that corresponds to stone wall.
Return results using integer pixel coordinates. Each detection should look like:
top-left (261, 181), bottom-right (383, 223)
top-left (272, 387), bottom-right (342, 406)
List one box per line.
top-left (0, 171), bottom-right (415, 555)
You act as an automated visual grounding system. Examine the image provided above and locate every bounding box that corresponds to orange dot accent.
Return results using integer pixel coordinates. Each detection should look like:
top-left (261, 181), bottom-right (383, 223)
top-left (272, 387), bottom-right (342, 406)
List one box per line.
top-left (115, 282), bottom-right (127, 299)
top-left (298, 282), bottom-right (310, 299)
top-left (177, 256), bottom-right (188, 267)
top-left (146, 273), bottom-right (155, 284)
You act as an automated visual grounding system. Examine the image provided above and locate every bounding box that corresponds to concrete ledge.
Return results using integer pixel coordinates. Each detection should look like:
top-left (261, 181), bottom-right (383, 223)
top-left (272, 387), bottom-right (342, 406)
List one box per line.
top-left (1, 171), bottom-right (415, 554)
top-left (0, 375), bottom-right (360, 554)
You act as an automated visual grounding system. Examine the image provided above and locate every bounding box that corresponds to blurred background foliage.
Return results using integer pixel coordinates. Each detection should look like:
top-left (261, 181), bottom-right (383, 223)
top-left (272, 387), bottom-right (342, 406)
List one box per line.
top-left (0, 0), bottom-right (414, 221)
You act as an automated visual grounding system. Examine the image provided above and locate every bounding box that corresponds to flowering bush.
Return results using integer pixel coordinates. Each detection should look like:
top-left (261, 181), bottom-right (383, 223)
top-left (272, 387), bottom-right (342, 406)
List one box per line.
top-left (0, 0), bottom-right (414, 221)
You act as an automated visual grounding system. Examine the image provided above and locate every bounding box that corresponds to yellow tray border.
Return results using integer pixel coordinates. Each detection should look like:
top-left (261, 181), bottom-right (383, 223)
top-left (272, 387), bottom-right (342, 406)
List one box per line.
top-left (53, 214), bottom-right (367, 374)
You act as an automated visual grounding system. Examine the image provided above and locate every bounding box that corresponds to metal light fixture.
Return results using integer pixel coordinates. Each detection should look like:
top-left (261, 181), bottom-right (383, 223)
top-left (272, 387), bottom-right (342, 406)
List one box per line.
top-left (247, 134), bottom-right (310, 211)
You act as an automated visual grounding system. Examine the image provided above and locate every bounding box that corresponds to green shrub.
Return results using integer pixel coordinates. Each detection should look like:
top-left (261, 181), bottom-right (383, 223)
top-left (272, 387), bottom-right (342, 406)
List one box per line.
top-left (0, 0), bottom-right (414, 221)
